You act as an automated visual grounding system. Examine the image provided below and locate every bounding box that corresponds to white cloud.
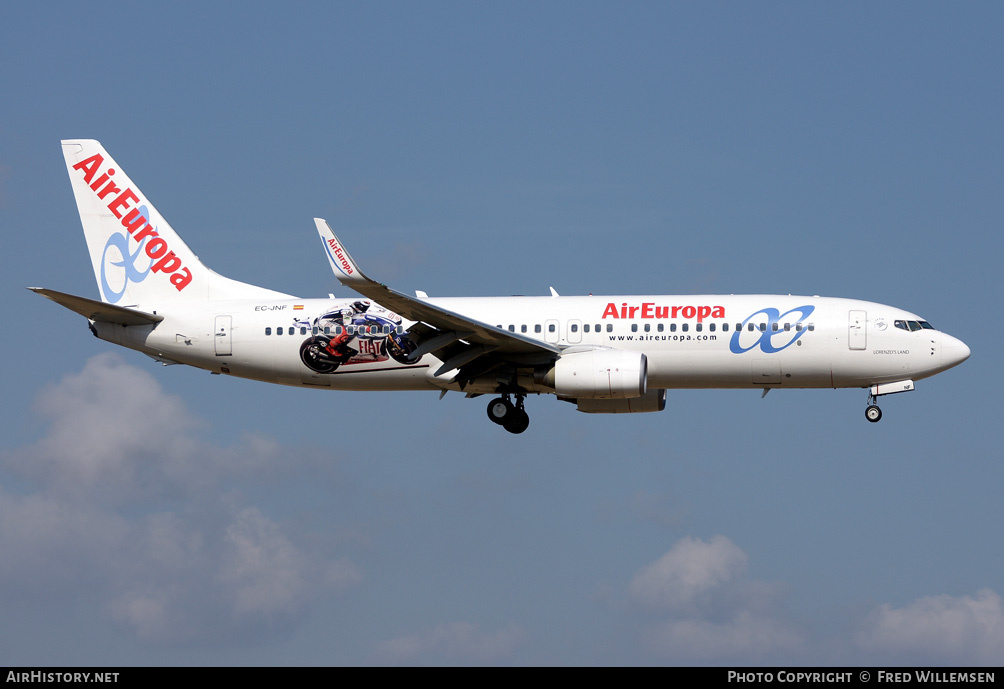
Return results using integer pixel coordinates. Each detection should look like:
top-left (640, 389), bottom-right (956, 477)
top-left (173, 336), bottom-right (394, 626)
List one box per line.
top-left (4, 353), bottom-right (289, 501)
top-left (629, 535), bottom-right (748, 611)
top-left (0, 354), bottom-right (361, 645)
top-left (219, 507), bottom-right (361, 617)
top-left (374, 622), bottom-right (526, 665)
top-left (628, 536), bottom-right (801, 661)
top-left (643, 612), bottom-right (801, 660)
top-left (856, 588), bottom-right (1004, 664)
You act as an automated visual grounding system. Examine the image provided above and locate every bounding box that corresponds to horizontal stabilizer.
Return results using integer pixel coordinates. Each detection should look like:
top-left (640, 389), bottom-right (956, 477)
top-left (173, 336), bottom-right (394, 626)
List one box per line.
top-left (28, 287), bottom-right (163, 326)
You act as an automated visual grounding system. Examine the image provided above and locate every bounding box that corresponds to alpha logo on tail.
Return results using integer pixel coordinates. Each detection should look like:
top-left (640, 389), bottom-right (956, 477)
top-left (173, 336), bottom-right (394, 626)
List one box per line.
top-left (99, 226), bottom-right (150, 303)
top-left (71, 153), bottom-right (192, 301)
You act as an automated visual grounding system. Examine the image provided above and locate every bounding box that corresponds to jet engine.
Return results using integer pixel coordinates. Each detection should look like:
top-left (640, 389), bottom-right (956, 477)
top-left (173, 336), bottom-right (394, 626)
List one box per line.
top-left (548, 348), bottom-right (647, 399)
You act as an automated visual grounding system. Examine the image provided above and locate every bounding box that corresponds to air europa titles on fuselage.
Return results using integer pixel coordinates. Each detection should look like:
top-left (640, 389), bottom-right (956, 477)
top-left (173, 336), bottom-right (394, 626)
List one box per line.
top-left (71, 154), bottom-right (192, 292)
top-left (601, 302), bottom-right (725, 322)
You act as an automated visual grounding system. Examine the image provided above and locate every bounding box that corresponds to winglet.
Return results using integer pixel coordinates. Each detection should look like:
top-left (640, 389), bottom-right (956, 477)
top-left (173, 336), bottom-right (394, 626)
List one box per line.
top-left (314, 218), bottom-right (366, 285)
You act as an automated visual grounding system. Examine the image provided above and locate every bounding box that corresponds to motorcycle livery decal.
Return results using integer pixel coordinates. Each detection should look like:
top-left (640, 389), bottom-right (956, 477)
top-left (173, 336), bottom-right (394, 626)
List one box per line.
top-left (298, 301), bottom-right (419, 373)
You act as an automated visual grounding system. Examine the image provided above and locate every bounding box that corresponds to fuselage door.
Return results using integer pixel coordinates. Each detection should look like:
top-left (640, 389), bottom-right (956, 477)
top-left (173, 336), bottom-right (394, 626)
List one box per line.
top-left (567, 319), bottom-right (582, 344)
top-left (848, 310), bottom-right (867, 350)
top-left (544, 319), bottom-right (560, 344)
top-left (215, 315), bottom-right (233, 356)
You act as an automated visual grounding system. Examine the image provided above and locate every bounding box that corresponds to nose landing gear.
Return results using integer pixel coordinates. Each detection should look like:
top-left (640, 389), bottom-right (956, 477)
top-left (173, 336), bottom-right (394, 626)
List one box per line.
top-left (486, 393), bottom-right (530, 434)
top-left (864, 389), bottom-right (883, 422)
top-left (862, 380), bottom-right (915, 423)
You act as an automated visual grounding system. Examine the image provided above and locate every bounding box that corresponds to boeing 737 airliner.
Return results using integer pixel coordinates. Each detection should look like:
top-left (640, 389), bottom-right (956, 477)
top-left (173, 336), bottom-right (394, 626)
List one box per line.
top-left (32, 140), bottom-right (970, 433)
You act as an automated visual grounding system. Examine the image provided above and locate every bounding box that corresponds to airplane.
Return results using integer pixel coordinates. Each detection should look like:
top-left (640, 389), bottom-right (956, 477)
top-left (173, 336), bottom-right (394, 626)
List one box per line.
top-left (31, 139), bottom-right (970, 434)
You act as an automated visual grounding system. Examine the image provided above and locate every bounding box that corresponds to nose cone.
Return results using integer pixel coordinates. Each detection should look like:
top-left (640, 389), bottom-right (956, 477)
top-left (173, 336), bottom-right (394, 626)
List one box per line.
top-left (942, 333), bottom-right (971, 370)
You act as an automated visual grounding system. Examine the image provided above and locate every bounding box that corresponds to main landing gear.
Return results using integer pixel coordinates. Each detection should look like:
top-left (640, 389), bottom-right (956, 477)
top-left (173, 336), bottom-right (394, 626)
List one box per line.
top-left (486, 393), bottom-right (530, 434)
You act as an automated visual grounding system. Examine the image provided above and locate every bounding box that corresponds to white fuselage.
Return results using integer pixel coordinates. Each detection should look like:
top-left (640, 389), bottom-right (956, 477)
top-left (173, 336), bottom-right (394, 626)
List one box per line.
top-left (93, 293), bottom-right (969, 394)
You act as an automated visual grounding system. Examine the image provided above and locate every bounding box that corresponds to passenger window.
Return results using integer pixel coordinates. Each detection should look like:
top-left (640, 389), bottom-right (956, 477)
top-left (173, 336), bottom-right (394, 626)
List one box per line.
top-left (583, 324), bottom-right (590, 333)
top-left (535, 324), bottom-right (542, 333)
top-left (808, 324), bottom-right (815, 331)
top-left (709, 323), bottom-right (715, 332)
top-left (748, 323), bottom-right (755, 332)
top-left (549, 324), bottom-right (556, 333)
top-left (670, 324), bottom-right (677, 332)
top-left (795, 323), bottom-right (803, 332)
top-left (644, 324), bottom-right (650, 332)
top-left (759, 323), bottom-right (767, 332)
top-left (784, 323), bottom-right (790, 331)
top-left (657, 324), bottom-right (664, 332)
top-left (631, 324), bottom-right (638, 332)
top-left (312, 326), bottom-right (318, 335)
top-left (571, 324), bottom-right (578, 333)
top-left (265, 327), bottom-right (271, 336)
top-left (521, 324), bottom-right (527, 333)
top-left (682, 323), bottom-right (689, 332)
top-left (606, 324), bottom-right (612, 332)
top-left (771, 323), bottom-right (778, 332)
top-left (508, 325), bottom-right (515, 332)
top-left (722, 323), bottom-right (729, 332)
top-left (276, 327), bottom-right (282, 336)
top-left (696, 323), bottom-right (702, 332)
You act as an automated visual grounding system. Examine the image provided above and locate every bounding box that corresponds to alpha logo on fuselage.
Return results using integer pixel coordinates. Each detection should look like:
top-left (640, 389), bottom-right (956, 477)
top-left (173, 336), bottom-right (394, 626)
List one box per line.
top-left (729, 306), bottom-right (815, 354)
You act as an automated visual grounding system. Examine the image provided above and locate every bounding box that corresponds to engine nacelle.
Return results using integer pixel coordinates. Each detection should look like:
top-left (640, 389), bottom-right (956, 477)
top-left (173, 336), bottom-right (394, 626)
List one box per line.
top-left (576, 389), bottom-right (667, 414)
top-left (550, 349), bottom-right (647, 399)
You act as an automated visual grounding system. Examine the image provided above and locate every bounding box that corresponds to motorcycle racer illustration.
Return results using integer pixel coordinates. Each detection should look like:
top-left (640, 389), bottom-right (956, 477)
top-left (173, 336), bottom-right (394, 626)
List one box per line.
top-left (299, 301), bottom-right (419, 373)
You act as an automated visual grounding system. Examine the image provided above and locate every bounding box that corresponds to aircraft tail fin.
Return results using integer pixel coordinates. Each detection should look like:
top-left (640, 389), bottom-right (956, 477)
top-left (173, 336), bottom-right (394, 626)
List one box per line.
top-left (61, 140), bottom-right (292, 305)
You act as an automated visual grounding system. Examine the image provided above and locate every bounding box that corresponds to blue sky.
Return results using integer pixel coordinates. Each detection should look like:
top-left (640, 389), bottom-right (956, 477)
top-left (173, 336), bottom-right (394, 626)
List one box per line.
top-left (1, 2), bottom-right (1001, 665)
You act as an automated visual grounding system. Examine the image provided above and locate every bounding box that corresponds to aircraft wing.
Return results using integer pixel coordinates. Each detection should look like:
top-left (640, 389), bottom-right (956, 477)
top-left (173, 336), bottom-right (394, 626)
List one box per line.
top-left (29, 287), bottom-right (164, 326)
top-left (314, 219), bottom-right (561, 378)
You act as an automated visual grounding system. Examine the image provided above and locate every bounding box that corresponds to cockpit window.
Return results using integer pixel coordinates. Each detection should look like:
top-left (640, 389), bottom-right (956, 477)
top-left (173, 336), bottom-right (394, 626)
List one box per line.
top-left (895, 319), bottom-right (934, 332)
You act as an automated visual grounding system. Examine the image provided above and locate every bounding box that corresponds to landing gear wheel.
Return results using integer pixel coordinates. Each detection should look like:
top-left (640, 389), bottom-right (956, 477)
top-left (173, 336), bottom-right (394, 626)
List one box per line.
top-left (865, 405), bottom-right (882, 423)
top-left (487, 397), bottom-right (513, 425)
top-left (503, 408), bottom-right (530, 434)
